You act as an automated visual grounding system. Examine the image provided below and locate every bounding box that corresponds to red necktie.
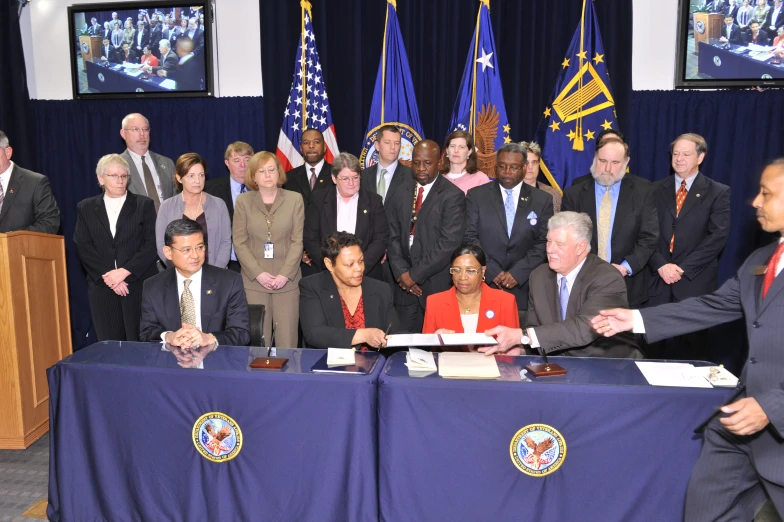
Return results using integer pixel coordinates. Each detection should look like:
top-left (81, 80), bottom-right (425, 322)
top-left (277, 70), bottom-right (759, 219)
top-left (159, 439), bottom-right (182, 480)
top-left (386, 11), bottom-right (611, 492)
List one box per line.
top-left (309, 167), bottom-right (317, 190)
top-left (762, 242), bottom-right (784, 299)
top-left (411, 186), bottom-right (424, 234)
top-left (670, 180), bottom-right (688, 253)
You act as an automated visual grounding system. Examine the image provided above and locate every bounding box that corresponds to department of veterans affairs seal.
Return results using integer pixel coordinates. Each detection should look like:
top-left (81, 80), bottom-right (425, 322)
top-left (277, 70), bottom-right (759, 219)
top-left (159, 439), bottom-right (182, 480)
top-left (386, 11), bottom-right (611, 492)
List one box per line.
top-left (509, 424), bottom-right (566, 476)
top-left (192, 412), bottom-right (243, 462)
top-left (359, 122), bottom-right (422, 169)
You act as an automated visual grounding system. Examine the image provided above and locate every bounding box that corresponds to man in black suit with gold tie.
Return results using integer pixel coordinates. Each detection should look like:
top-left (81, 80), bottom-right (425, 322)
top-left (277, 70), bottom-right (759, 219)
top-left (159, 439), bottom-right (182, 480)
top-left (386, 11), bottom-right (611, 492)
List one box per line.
top-left (592, 159), bottom-right (784, 521)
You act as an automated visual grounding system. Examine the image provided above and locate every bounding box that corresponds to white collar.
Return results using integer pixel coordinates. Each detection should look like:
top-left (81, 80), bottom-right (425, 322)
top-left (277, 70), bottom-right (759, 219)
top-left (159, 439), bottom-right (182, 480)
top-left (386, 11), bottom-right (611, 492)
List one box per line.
top-left (0, 160), bottom-right (13, 181)
top-left (556, 257), bottom-right (588, 290)
top-left (175, 266), bottom-right (203, 285)
top-left (305, 159), bottom-right (325, 175)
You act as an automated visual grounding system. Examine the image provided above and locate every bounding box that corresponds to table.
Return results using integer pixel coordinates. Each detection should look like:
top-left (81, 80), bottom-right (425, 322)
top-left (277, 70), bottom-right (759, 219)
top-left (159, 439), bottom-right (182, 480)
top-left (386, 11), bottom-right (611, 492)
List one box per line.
top-left (47, 342), bottom-right (383, 522)
top-left (698, 39), bottom-right (784, 79)
top-left (378, 353), bottom-right (733, 522)
top-left (86, 60), bottom-right (171, 93)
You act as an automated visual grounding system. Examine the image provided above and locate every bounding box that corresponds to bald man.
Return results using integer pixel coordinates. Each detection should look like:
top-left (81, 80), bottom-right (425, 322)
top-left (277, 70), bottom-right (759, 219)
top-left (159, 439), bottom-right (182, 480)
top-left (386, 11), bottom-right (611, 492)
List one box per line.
top-left (592, 159), bottom-right (784, 521)
top-left (386, 140), bottom-right (466, 331)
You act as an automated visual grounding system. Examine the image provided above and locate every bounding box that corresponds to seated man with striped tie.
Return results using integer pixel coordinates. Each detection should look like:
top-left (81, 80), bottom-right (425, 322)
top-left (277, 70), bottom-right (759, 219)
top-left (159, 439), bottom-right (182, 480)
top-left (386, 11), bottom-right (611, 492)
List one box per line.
top-left (139, 219), bottom-right (250, 347)
top-left (480, 211), bottom-right (642, 359)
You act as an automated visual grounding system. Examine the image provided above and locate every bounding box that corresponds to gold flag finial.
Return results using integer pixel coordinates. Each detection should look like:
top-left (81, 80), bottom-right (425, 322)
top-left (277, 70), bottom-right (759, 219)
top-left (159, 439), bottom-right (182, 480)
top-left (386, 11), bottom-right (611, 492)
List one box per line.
top-left (480, 0), bottom-right (490, 8)
top-left (300, 0), bottom-right (312, 17)
top-left (388, 0), bottom-right (397, 8)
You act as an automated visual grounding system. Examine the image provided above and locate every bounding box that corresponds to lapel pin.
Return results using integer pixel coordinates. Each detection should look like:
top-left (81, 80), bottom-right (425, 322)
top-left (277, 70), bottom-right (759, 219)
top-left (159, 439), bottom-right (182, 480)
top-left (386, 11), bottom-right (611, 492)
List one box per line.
top-left (363, 209), bottom-right (368, 214)
top-left (330, 294), bottom-right (334, 299)
top-left (9, 189), bottom-right (14, 193)
top-left (319, 179), bottom-right (324, 183)
top-left (206, 289), bottom-right (212, 295)
top-left (696, 194), bottom-right (701, 198)
top-left (485, 310), bottom-right (495, 319)
top-left (754, 265), bottom-right (767, 276)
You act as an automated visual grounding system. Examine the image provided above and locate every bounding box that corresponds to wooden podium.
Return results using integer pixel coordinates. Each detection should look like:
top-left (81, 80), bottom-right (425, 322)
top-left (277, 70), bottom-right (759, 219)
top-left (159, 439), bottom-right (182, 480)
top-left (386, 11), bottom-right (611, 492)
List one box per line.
top-left (79, 34), bottom-right (102, 71)
top-left (0, 232), bottom-right (72, 449)
top-left (693, 13), bottom-right (724, 54)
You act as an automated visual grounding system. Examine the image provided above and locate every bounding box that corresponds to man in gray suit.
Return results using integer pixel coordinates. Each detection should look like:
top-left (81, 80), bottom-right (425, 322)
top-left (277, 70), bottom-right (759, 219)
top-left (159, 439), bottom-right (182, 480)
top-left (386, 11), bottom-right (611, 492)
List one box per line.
top-left (592, 159), bottom-right (784, 521)
top-left (0, 130), bottom-right (60, 234)
top-left (481, 211), bottom-right (641, 358)
top-left (119, 113), bottom-right (175, 212)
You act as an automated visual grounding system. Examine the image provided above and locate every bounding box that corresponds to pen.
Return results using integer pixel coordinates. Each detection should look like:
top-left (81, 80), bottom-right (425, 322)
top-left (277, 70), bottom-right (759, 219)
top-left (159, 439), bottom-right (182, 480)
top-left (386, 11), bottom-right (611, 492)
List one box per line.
top-left (379, 323), bottom-right (393, 351)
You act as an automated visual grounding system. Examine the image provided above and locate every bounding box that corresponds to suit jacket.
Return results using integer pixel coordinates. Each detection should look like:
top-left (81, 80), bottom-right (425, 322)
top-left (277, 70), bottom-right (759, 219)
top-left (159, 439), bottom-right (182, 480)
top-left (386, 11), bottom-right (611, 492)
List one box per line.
top-left (562, 174), bottom-right (659, 306)
top-left (422, 284), bottom-right (520, 334)
top-left (0, 164), bottom-right (60, 234)
top-left (765, 6), bottom-right (784, 31)
top-left (101, 44), bottom-right (118, 62)
top-left (152, 50), bottom-right (178, 72)
top-left (299, 271), bottom-right (401, 348)
top-left (648, 173), bottom-right (731, 301)
top-left (168, 54), bottom-right (204, 91)
top-left (527, 254), bottom-right (642, 358)
top-left (464, 181), bottom-right (553, 310)
top-left (722, 23), bottom-right (744, 43)
top-left (118, 49), bottom-right (138, 64)
top-left (303, 187), bottom-right (389, 278)
top-left (386, 175), bottom-right (466, 307)
top-left (139, 264), bottom-right (250, 346)
top-left (155, 192), bottom-right (232, 268)
top-left (88, 24), bottom-right (103, 36)
top-left (186, 28), bottom-right (205, 54)
top-left (133, 28), bottom-right (150, 52)
top-left (640, 240), bottom-right (784, 485)
top-left (74, 191), bottom-right (158, 285)
top-left (121, 149), bottom-right (176, 202)
top-left (233, 189), bottom-right (304, 294)
top-left (746, 29), bottom-right (771, 46)
top-left (203, 175), bottom-right (235, 222)
top-left (361, 163), bottom-right (413, 206)
top-left (111, 29), bottom-right (123, 48)
top-left (283, 162), bottom-right (333, 209)
top-left (725, 4), bottom-right (739, 21)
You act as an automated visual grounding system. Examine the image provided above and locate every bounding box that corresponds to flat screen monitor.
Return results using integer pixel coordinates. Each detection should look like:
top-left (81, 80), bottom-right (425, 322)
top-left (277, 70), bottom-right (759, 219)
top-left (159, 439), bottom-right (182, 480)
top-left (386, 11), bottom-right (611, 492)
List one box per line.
top-left (67, 1), bottom-right (214, 98)
top-left (675, 0), bottom-right (784, 88)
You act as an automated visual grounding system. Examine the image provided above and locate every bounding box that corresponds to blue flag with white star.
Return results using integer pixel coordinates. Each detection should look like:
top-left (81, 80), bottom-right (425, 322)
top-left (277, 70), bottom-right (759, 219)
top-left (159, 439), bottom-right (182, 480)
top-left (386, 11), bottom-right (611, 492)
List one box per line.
top-left (446, 0), bottom-right (510, 174)
top-left (360, 0), bottom-right (424, 169)
top-left (534, 0), bottom-right (617, 192)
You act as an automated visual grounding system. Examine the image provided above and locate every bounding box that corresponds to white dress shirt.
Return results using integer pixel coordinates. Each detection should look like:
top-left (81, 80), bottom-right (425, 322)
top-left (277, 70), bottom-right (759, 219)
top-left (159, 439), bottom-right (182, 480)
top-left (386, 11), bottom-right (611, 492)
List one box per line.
top-left (126, 149), bottom-right (164, 201)
top-left (336, 190), bottom-right (359, 234)
top-left (528, 258), bottom-right (588, 348)
top-left (0, 161), bottom-right (13, 196)
top-left (103, 192), bottom-right (127, 237)
top-left (499, 181), bottom-right (524, 212)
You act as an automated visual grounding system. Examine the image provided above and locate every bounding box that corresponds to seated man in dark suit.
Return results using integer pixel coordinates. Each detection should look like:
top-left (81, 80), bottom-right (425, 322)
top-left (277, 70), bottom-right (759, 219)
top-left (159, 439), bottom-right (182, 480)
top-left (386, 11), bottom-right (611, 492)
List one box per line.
top-left (145, 39), bottom-right (178, 74)
top-left (0, 130), bottom-right (60, 234)
top-left (99, 37), bottom-right (118, 63)
top-left (482, 211), bottom-right (641, 358)
top-left (140, 219), bottom-right (250, 346)
top-left (720, 14), bottom-right (745, 43)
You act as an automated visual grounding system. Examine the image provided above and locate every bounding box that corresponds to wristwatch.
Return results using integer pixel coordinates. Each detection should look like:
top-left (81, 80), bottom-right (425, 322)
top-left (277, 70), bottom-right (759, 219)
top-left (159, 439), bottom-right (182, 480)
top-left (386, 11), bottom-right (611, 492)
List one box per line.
top-left (520, 328), bottom-right (531, 346)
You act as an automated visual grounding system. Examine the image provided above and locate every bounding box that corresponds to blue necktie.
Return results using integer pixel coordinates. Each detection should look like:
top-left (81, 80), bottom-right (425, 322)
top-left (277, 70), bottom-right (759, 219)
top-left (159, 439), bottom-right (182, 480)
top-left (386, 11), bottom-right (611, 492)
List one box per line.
top-left (504, 189), bottom-right (516, 238)
top-left (240, 183), bottom-right (247, 193)
top-left (559, 277), bottom-right (569, 321)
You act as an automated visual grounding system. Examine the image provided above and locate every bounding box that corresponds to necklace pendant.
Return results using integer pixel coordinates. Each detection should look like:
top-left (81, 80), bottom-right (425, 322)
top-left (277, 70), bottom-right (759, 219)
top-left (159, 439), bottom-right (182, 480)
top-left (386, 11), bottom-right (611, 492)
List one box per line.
top-left (464, 307), bottom-right (470, 314)
top-left (266, 219), bottom-right (271, 226)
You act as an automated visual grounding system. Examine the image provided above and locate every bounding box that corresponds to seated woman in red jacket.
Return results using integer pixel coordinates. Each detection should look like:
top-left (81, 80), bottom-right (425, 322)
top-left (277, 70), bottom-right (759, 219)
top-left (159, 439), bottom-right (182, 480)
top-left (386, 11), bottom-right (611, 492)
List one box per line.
top-left (422, 244), bottom-right (520, 338)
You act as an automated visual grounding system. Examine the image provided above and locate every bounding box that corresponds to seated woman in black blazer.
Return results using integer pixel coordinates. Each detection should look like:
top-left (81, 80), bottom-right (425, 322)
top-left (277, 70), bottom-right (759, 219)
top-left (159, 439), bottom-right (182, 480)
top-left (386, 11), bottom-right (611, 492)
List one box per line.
top-left (299, 231), bottom-right (401, 350)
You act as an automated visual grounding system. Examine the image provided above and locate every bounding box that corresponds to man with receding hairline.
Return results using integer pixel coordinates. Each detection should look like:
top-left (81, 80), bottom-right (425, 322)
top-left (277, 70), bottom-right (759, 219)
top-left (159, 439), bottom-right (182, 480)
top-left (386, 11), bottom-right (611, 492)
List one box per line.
top-left (120, 113), bottom-right (175, 212)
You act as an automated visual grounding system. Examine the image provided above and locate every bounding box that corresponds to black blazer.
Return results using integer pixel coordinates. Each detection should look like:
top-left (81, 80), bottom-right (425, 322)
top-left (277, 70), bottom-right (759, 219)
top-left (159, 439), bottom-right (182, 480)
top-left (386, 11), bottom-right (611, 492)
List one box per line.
top-left (299, 271), bottom-right (401, 348)
top-left (725, 4), bottom-right (739, 21)
top-left (168, 55), bottom-right (203, 90)
top-left (722, 23), bottom-right (744, 43)
top-left (73, 192), bottom-right (158, 285)
top-left (464, 181), bottom-right (553, 310)
top-left (303, 188), bottom-right (389, 278)
top-left (386, 175), bottom-right (466, 307)
top-left (648, 173), bottom-right (731, 301)
top-left (361, 163), bottom-right (413, 206)
top-left (746, 29), bottom-right (771, 45)
top-left (562, 174), bottom-right (658, 307)
top-left (283, 162), bottom-right (334, 209)
top-left (204, 175), bottom-right (235, 222)
top-left (764, 6), bottom-right (784, 31)
top-left (139, 264), bottom-right (251, 346)
top-left (0, 165), bottom-right (60, 234)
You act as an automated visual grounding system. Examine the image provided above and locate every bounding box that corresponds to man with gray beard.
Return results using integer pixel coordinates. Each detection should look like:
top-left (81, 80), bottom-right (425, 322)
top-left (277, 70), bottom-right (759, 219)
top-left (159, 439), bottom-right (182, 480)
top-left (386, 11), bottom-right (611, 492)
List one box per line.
top-left (561, 138), bottom-right (658, 307)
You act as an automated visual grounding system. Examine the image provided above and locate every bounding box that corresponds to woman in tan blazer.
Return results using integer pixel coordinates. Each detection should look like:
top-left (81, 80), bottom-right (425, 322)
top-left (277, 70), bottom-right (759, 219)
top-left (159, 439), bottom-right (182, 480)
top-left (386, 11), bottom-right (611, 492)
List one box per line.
top-left (233, 151), bottom-right (304, 347)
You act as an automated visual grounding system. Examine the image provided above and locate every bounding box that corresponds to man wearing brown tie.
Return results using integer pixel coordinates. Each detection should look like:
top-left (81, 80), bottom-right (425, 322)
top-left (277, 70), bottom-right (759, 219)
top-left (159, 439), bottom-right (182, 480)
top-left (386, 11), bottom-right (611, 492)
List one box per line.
top-left (120, 113), bottom-right (175, 212)
top-left (645, 133), bottom-right (730, 360)
top-left (591, 159), bottom-right (784, 522)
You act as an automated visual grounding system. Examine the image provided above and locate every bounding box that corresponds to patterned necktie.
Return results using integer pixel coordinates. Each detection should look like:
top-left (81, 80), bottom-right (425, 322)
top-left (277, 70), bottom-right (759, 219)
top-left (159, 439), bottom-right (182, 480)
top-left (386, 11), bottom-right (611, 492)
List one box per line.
top-left (559, 276), bottom-right (569, 321)
top-left (377, 168), bottom-right (388, 202)
top-left (181, 279), bottom-right (197, 326)
top-left (762, 242), bottom-right (784, 299)
top-left (240, 183), bottom-right (247, 194)
top-left (142, 155), bottom-right (161, 212)
top-left (411, 186), bottom-right (424, 234)
top-left (597, 187), bottom-right (612, 261)
top-left (0, 181), bottom-right (4, 214)
top-left (309, 167), bottom-right (317, 191)
top-left (504, 189), bottom-right (516, 238)
top-left (670, 180), bottom-right (688, 253)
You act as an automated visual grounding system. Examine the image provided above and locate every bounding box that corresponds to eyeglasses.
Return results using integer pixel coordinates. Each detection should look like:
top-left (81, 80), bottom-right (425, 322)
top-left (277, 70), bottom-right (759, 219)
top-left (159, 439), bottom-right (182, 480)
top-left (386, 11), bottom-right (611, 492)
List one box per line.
top-left (336, 176), bottom-right (360, 184)
top-left (123, 127), bottom-right (150, 134)
top-left (168, 244), bottom-right (206, 255)
top-left (497, 164), bottom-right (523, 173)
top-left (104, 174), bottom-right (129, 181)
top-left (449, 267), bottom-right (482, 277)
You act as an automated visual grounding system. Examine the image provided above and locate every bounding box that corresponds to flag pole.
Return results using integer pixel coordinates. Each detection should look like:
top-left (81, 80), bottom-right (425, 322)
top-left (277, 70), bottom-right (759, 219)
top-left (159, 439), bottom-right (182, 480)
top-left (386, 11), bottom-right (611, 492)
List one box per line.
top-left (469, 0), bottom-right (488, 137)
top-left (300, 1), bottom-right (312, 131)
top-left (381, 1), bottom-right (396, 123)
top-left (574, 0), bottom-right (587, 151)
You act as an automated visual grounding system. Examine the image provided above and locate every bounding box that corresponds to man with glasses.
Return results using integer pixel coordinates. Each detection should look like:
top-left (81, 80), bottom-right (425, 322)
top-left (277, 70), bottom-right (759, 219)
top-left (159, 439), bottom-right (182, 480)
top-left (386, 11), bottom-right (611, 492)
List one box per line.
top-left (463, 143), bottom-right (553, 322)
top-left (0, 130), bottom-right (60, 234)
top-left (139, 218), bottom-right (250, 347)
top-left (120, 113), bottom-right (175, 212)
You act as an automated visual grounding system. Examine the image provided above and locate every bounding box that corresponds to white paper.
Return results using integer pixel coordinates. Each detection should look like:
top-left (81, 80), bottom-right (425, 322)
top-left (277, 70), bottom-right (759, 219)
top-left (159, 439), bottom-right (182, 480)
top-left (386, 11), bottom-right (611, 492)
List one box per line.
top-left (438, 352), bottom-right (500, 379)
top-left (122, 62), bottom-right (143, 69)
top-left (635, 361), bottom-right (712, 388)
top-left (439, 333), bottom-right (498, 346)
top-left (746, 44), bottom-right (773, 52)
top-left (124, 68), bottom-right (144, 77)
top-left (159, 79), bottom-right (177, 90)
top-left (386, 333), bottom-right (442, 348)
top-left (749, 51), bottom-right (773, 62)
top-left (327, 347), bottom-right (355, 366)
top-left (405, 349), bottom-right (437, 371)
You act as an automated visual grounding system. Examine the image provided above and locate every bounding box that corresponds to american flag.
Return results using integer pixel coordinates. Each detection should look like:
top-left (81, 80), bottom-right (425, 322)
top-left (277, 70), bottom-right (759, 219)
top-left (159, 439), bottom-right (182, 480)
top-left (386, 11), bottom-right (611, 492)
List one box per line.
top-left (275, 4), bottom-right (339, 171)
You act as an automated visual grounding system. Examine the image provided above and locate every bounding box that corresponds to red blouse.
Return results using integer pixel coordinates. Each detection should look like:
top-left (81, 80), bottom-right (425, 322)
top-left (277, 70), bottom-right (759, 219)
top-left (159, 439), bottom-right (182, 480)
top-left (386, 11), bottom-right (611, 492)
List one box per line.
top-left (340, 295), bottom-right (367, 350)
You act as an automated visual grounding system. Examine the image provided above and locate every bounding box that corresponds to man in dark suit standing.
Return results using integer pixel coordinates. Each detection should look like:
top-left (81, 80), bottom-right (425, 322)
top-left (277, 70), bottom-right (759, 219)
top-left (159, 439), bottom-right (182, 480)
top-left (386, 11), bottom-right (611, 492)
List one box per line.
top-left (386, 140), bottom-right (465, 331)
top-left (765, 0), bottom-right (784, 34)
top-left (120, 113), bottom-right (175, 212)
top-left (562, 138), bottom-right (658, 307)
top-left (725, 0), bottom-right (740, 22)
top-left (204, 141), bottom-right (254, 272)
top-left (464, 143), bottom-right (553, 320)
top-left (482, 211), bottom-right (641, 358)
top-left (283, 127), bottom-right (334, 277)
top-left (592, 159), bottom-right (784, 522)
top-left (140, 219), bottom-right (250, 346)
top-left (134, 21), bottom-right (150, 56)
top-left (361, 125), bottom-right (412, 204)
top-left (185, 17), bottom-right (204, 55)
top-left (156, 37), bottom-right (204, 91)
top-left (0, 130), bottom-right (60, 234)
top-left (88, 17), bottom-right (102, 36)
top-left (646, 134), bottom-right (730, 360)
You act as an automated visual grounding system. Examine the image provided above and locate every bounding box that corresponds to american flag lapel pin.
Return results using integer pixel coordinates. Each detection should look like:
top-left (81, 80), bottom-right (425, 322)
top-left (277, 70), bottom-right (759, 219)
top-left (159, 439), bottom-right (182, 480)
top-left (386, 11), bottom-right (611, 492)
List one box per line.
top-left (206, 289), bottom-right (213, 295)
